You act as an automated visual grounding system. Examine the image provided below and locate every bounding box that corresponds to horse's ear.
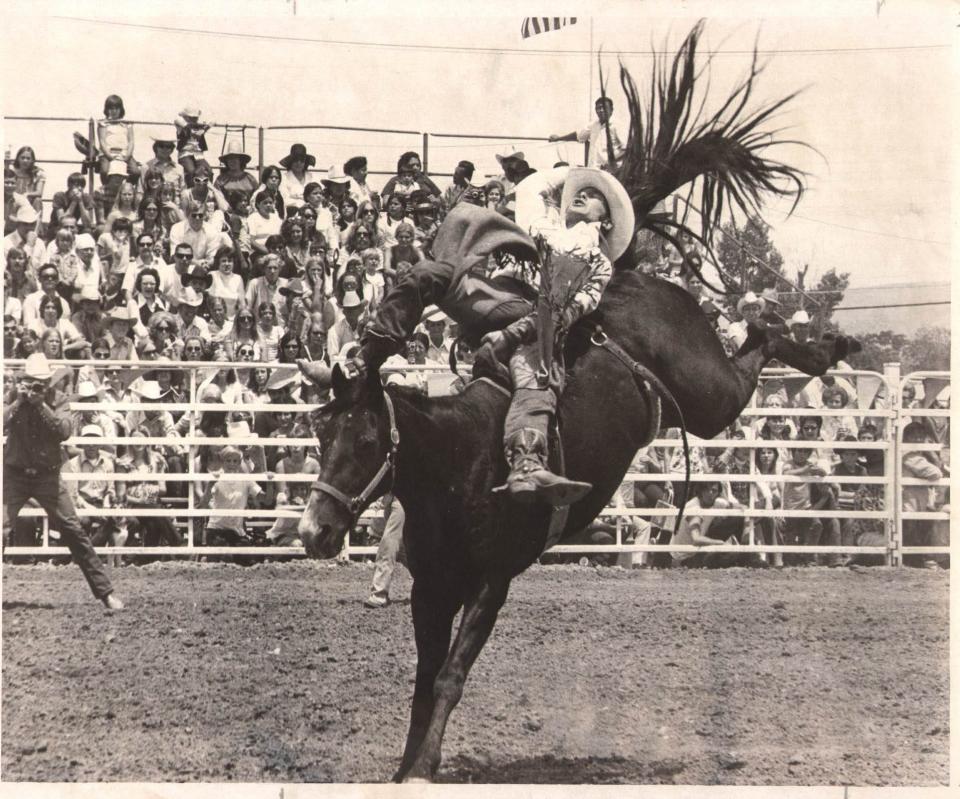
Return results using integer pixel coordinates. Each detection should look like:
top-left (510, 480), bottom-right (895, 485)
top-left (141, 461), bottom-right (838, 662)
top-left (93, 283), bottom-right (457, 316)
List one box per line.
top-left (331, 363), bottom-right (349, 398)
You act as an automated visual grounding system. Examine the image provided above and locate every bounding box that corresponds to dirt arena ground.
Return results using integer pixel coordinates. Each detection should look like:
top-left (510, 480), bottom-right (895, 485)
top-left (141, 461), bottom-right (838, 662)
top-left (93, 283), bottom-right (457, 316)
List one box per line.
top-left (1, 561), bottom-right (949, 785)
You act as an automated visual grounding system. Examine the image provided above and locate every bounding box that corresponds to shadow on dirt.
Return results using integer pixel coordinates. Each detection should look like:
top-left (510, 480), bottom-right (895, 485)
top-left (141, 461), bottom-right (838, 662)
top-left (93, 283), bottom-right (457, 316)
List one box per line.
top-left (438, 753), bottom-right (687, 784)
top-left (2, 601), bottom-right (56, 610)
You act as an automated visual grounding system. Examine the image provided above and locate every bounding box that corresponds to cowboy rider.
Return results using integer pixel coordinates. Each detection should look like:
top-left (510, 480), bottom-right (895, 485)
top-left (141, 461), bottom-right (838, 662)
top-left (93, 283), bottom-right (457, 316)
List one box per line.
top-left (300, 166), bottom-right (634, 507)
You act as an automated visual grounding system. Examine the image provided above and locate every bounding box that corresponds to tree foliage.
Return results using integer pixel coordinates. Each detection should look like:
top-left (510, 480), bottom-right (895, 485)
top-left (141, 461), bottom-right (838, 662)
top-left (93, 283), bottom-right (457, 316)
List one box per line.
top-left (847, 326), bottom-right (949, 373)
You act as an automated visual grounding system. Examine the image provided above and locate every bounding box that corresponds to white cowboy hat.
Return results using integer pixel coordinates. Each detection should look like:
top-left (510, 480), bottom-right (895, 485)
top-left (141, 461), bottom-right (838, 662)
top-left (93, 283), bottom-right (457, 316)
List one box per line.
top-left (23, 353), bottom-right (53, 381)
top-left (107, 305), bottom-right (135, 323)
top-left (760, 287), bottom-right (780, 306)
top-left (219, 140), bottom-right (251, 167)
top-left (560, 167), bottom-right (636, 262)
top-left (322, 165), bottom-right (350, 185)
top-left (133, 381), bottom-right (169, 401)
top-left (227, 420), bottom-right (251, 438)
top-left (14, 206), bottom-right (39, 225)
top-left (180, 106), bottom-right (202, 118)
top-left (422, 306), bottom-right (447, 324)
top-left (80, 423), bottom-right (104, 437)
top-left (77, 380), bottom-right (99, 398)
top-left (788, 310), bottom-right (811, 327)
top-left (179, 288), bottom-right (204, 308)
top-left (736, 291), bottom-right (765, 314)
top-left (340, 290), bottom-right (366, 310)
top-left (265, 368), bottom-right (300, 392)
top-left (496, 148), bottom-right (526, 165)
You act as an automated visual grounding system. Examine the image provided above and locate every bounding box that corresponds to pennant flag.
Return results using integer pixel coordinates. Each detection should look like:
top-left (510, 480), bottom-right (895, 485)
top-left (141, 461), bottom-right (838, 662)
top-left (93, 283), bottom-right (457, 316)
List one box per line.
top-left (855, 374), bottom-right (884, 410)
top-left (521, 17), bottom-right (577, 38)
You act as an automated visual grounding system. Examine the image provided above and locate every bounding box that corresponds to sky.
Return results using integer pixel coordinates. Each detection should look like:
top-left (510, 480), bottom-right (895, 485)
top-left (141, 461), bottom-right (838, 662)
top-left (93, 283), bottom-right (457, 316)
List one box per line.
top-left (1, 0), bottom-right (955, 334)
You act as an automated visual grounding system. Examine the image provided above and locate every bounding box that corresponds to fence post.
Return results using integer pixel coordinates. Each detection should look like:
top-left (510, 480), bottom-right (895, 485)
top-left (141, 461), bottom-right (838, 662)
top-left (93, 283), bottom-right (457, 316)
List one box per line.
top-left (86, 118), bottom-right (97, 217)
top-left (884, 362), bottom-right (902, 567)
top-left (422, 133), bottom-right (429, 174)
top-left (258, 127), bottom-right (265, 178)
top-left (187, 366), bottom-right (197, 553)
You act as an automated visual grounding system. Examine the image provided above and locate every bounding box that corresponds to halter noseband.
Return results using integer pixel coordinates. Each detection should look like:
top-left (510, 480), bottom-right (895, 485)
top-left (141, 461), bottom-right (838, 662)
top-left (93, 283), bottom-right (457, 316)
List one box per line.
top-left (310, 391), bottom-right (400, 521)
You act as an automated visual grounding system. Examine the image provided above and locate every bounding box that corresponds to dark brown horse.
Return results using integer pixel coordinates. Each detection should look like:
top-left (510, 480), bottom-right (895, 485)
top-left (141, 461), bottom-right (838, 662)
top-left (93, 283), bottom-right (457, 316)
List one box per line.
top-left (296, 270), bottom-right (854, 782)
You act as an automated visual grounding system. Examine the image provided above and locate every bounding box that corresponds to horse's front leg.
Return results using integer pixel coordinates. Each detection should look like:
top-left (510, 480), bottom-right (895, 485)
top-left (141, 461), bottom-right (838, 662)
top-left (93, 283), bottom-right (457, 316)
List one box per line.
top-left (393, 578), bottom-right (461, 782)
top-left (402, 576), bottom-right (510, 783)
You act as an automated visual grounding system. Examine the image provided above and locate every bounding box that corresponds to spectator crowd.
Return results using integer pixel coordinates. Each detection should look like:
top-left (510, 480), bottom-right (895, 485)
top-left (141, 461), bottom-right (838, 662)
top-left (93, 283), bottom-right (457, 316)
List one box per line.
top-left (2, 97), bottom-right (949, 566)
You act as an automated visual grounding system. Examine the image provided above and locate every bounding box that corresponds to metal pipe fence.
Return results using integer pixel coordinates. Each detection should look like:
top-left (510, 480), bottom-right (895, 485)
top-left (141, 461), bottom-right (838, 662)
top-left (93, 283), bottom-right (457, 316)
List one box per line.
top-left (1, 358), bottom-right (949, 566)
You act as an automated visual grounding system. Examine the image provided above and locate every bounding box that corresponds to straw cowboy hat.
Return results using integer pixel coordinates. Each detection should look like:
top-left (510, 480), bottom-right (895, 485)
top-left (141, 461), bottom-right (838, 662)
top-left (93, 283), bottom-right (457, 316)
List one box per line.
top-left (132, 381), bottom-right (169, 401)
top-left (340, 290), bottom-right (366, 310)
top-left (560, 167), bottom-right (636, 262)
top-left (279, 278), bottom-right (308, 297)
top-left (788, 309), bottom-right (811, 327)
top-left (265, 368), bottom-right (300, 392)
top-left (322, 165), bottom-right (350, 186)
top-left (496, 148), bottom-right (526, 165)
top-left (423, 306), bottom-right (447, 325)
top-left (736, 291), bottom-right (765, 314)
top-left (107, 305), bottom-right (135, 324)
top-left (178, 288), bottom-right (205, 308)
top-left (219, 140), bottom-right (251, 167)
top-left (23, 353), bottom-right (53, 381)
top-left (280, 144), bottom-right (316, 169)
top-left (14, 206), bottom-right (38, 225)
top-left (760, 287), bottom-right (780, 306)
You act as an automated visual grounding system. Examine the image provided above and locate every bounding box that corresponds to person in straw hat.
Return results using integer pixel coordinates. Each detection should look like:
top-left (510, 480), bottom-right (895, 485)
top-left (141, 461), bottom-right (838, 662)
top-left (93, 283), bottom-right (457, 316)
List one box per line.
top-left (215, 141), bottom-right (258, 200)
top-left (306, 166), bottom-right (634, 505)
top-left (725, 290), bottom-right (766, 351)
top-left (327, 289), bottom-right (367, 358)
top-left (140, 135), bottom-right (185, 198)
top-left (3, 353), bottom-right (125, 609)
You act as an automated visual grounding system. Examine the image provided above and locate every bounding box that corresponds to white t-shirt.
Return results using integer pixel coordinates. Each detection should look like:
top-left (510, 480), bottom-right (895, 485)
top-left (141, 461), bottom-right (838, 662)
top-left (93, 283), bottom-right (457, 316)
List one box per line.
top-left (208, 479), bottom-right (263, 534)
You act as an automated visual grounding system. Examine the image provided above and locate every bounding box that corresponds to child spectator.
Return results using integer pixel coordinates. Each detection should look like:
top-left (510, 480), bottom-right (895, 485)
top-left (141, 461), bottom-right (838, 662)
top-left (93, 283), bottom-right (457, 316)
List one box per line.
top-left (50, 173), bottom-right (96, 234)
top-left (359, 248), bottom-right (385, 309)
top-left (10, 146), bottom-right (45, 213)
top-left (174, 106), bottom-right (210, 179)
top-left (198, 445), bottom-right (272, 546)
top-left (96, 95), bottom-right (139, 201)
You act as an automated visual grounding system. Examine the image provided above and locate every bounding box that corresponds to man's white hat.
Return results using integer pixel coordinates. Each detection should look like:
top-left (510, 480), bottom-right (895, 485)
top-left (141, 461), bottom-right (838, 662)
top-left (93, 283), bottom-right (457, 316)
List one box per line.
top-left (559, 167), bottom-right (636, 262)
top-left (23, 352), bottom-right (53, 380)
top-left (133, 380), bottom-right (169, 401)
top-left (423, 306), bottom-right (447, 324)
top-left (736, 291), bottom-right (765, 314)
top-left (179, 288), bottom-right (204, 308)
top-left (14, 206), bottom-right (38, 225)
top-left (75, 233), bottom-right (96, 250)
top-left (80, 423), bottom-right (104, 437)
top-left (322, 165), bottom-right (350, 185)
top-left (77, 380), bottom-right (99, 398)
top-left (788, 310), bottom-right (811, 327)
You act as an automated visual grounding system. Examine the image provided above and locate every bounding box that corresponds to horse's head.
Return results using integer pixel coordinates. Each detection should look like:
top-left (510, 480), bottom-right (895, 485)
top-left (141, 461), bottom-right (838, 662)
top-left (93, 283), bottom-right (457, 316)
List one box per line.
top-left (298, 362), bottom-right (398, 559)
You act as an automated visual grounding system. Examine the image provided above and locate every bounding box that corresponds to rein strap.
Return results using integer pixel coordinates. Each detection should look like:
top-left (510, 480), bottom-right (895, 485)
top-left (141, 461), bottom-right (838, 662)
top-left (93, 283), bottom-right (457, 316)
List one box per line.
top-left (311, 391), bottom-right (400, 519)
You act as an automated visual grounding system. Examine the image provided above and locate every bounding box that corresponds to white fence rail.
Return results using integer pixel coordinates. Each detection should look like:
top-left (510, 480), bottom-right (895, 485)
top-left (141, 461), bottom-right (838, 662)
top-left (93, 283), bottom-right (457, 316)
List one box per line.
top-left (1, 360), bottom-right (950, 566)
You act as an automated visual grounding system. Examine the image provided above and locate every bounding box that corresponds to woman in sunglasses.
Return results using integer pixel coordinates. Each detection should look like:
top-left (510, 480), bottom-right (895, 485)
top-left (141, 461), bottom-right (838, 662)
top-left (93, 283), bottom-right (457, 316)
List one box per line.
top-left (224, 307), bottom-right (260, 361)
top-left (277, 330), bottom-right (303, 364)
top-left (146, 310), bottom-right (180, 359)
top-left (31, 295), bottom-right (88, 357)
top-left (178, 159), bottom-right (228, 216)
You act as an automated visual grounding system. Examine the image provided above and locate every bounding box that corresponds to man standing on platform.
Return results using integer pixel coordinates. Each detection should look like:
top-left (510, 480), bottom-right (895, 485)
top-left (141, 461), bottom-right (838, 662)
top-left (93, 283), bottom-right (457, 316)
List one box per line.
top-left (2, 353), bottom-right (125, 609)
top-left (549, 96), bottom-right (625, 170)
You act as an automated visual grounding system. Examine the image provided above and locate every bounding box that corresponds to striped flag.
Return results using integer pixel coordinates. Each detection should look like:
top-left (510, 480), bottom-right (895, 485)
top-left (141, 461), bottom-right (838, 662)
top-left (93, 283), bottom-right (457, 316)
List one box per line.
top-left (521, 17), bottom-right (578, 38)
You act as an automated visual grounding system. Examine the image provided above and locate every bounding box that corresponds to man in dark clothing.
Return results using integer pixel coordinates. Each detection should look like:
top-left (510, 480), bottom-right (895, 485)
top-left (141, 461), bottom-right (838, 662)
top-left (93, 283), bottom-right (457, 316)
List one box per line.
top-left (2, 353), bottom-right (124, 610)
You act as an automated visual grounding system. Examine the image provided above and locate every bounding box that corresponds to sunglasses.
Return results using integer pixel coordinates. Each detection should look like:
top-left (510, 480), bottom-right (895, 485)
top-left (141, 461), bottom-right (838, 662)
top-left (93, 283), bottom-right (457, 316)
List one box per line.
top-left (40, 273), bottom-right (58, 281)
top-left (194, 177), bottom-right (210, 184)
top-left (238, 348), bottom-right (254, 357)
top-left (190, 213), bottom-right (205, 219)
top-left (156, 325), bottom-right (171, 332)
top-left (93, 351), bottom-right (111, 359)
top-left (176, 252), bottom-right (192, 258)
top-left (140, 240), bottom-right (155, 247)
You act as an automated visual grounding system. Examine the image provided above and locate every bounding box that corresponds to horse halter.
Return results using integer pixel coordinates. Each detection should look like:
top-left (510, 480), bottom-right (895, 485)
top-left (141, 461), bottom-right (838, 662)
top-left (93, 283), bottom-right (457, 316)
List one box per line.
top-left (310, 391), bottom-right (400, 522)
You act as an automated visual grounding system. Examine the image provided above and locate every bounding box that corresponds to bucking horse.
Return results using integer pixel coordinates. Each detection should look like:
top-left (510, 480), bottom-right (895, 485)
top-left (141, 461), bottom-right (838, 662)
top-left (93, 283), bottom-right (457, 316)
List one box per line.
top-left (293, 23), bottom-right (859, 782)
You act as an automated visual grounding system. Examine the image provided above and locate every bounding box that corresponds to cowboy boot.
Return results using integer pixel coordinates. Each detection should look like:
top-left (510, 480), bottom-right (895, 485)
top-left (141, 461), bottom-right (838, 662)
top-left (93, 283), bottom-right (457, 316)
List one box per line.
top-left (494, 428), bottom-right (592, 506)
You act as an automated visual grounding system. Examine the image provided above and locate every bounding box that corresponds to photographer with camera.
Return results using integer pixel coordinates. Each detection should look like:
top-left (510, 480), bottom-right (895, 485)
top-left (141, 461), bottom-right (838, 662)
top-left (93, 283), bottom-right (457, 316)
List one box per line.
top-left (2, 353), bottom-right (125, 609)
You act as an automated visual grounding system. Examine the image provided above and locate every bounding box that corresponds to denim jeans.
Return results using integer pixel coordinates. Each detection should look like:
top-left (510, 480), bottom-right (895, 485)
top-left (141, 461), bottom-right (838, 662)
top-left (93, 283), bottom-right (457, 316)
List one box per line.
top-left (3, 466), bottom-right (114, 600)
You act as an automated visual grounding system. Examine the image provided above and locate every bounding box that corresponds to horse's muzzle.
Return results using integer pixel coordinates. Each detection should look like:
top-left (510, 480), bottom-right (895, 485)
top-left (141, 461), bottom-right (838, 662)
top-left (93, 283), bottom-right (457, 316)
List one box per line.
top-left (299, 520), bottom-right (340, 560)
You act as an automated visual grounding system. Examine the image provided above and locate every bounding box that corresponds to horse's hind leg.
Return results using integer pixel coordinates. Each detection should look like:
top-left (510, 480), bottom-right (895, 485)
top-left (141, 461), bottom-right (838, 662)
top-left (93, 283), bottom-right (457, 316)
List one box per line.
top-left (402, 576), bottom-right (510, 782)
top-left (394, 578), bottom-right (461, 783)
